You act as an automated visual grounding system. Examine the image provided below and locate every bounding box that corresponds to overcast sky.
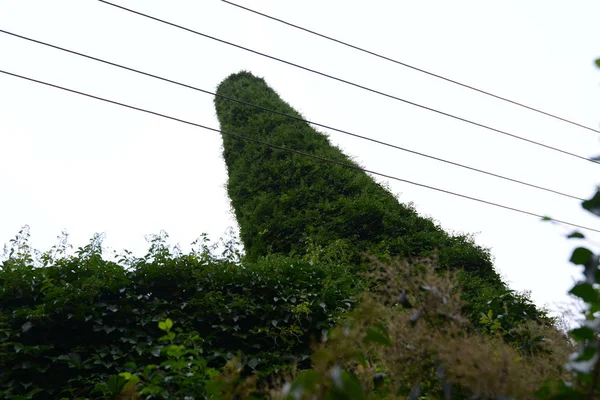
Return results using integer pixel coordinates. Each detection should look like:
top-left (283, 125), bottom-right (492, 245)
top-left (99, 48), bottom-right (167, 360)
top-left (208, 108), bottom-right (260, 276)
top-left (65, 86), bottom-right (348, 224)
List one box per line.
top-left (1, 0), bottom-right (599, 319)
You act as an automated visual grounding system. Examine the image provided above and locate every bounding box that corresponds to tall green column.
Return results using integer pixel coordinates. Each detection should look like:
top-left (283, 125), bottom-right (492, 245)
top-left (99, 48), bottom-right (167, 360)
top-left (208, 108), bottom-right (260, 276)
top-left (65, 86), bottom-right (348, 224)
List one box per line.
top-left (215, 71), bottom-right (501, 285)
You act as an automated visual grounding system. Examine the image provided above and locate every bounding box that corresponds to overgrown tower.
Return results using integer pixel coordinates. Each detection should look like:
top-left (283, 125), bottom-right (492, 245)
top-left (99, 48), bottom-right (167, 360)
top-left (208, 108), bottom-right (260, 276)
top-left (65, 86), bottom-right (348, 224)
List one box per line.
top-left (215, 71), bottom-right (502, 285)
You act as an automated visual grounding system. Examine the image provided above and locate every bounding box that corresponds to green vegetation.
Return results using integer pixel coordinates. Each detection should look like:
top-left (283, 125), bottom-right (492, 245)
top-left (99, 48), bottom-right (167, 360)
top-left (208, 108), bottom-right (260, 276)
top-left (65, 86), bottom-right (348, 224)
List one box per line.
top-left (0, 229), bottom-right (363, 398)
top-left (215, 71), bottom-right (495, 273)
top-left (214, 71), bottom-right (542, 328)
top-left (2, 69), bottom-right (600, 398)
top-left (0, 231), bottom-right (575, 399)
top-left (274, 258), bottom-right (572, 399)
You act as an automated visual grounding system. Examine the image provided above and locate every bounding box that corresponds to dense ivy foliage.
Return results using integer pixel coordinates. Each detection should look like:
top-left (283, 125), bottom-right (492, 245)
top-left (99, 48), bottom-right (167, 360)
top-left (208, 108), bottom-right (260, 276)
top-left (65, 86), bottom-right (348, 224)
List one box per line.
top-left (215, 72), bottom-right (497, 275)
top-left (214, 71), bottom-right (543, 325)
top-left (215, 72), bottom-right (483, 269)
top-left (0, 230), bottom-right (363, 398)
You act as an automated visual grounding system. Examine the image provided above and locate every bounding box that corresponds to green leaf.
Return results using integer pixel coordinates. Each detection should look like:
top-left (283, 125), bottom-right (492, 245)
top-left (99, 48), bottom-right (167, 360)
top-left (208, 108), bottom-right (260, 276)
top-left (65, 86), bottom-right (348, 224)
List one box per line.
top-left (577, 345), bottom-right (597, 362)
top-left (567, 231), bottom-right (585, 239)
top-left (158, 318), bottom-right (173, 332)
top-left (121, 374), bottom-right (140, 392)
top-left (364, 327), bottom-right (392, 346)
top-left (150, 347), bottom-right (161, 357)
top-left (479, 313), bottom-right (490, 324)
top-left (569, 282), bottom-right (598, 303)
top-left (106, 374), bottom-right (126, 395)
top-left (160, 359), bottom-right (179, 370)
top-left (582, 191), bottom-right (600, 216)
top-left (165, 344), bottom-right (184, 357)
top-left (595, 58), bottom-right (600, 68)
top-left (570, 247), bottom-right (594, 265)
top-left (119, 372), bottom-right (133, 380)
top-left (21, 360), bottom-right (35, 369)
top-left (571, 326), bottom-right (595, 342)
top-left (57, 352), bottom-right (81, 366)
top-left (159, 331), bottom-right (176, 342)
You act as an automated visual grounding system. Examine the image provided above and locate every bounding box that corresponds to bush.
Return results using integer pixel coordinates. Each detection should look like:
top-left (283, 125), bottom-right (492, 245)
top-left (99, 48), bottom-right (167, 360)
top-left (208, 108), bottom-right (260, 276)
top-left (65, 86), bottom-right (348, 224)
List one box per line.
top-left (269, 257), bottom-right (572, 399)
top-left (0, 230), bottom-right (364, 398)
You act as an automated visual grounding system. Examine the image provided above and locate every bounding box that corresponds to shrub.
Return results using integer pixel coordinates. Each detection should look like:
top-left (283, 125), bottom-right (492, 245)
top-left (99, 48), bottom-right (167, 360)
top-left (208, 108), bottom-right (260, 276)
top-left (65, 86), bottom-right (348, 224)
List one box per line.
top-left (0, 230), bottom-right (363, 398)
top-left (270, 257), bottom-right (572, 399)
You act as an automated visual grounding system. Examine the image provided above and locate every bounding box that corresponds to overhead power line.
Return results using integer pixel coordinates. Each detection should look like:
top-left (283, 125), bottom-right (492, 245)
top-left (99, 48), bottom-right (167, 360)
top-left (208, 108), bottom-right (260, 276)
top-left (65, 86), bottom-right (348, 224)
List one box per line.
top-left (96, 0), bottom-right (598, 165)
top-left (2, 69), bottom-right (597, 234)
top-left (222, 0), bottom-right (600, 136)
top-left (0, 29), bottom-right (586, 202)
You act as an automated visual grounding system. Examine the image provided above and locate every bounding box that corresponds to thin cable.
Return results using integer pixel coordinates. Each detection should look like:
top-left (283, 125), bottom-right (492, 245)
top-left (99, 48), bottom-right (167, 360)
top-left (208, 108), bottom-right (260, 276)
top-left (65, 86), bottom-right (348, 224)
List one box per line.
top-left (222, 0), bottom-right (600, 136)
top-left (2, 69), bottom-right (597, 234)
top-left (96, 0), bottom-right (597, 165)
top-left (0, 29), bottom-right (586, 201)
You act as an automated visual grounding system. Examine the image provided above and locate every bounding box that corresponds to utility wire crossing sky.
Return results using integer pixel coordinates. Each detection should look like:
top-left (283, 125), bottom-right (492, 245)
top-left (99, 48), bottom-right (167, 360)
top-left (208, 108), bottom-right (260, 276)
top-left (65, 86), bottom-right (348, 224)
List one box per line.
top-left (98, 0), bottom-right (597, 164)
top-left (222, 0), bottom-right (600, 136)
top-left (0, 28), bottom-right (588, 202)
top-left (2, 69), bottom-right (599, 235)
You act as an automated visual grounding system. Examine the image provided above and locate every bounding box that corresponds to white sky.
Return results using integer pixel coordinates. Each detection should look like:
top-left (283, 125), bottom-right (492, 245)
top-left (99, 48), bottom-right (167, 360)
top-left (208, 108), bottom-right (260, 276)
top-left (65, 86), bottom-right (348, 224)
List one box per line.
top-left (1, 0), bottom-right (599, 318)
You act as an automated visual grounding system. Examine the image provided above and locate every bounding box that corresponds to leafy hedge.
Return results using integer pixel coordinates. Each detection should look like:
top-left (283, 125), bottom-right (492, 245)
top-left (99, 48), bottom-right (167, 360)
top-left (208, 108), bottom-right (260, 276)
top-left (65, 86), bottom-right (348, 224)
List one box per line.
top-left (214, 71), bottom-right (544, 325)
top-left (215, 72), bottom-right (493, 273)
top-left (0, 230), bottom-right (363, 398)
